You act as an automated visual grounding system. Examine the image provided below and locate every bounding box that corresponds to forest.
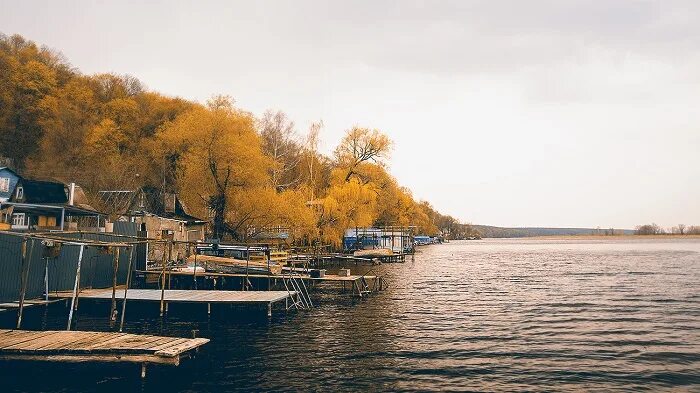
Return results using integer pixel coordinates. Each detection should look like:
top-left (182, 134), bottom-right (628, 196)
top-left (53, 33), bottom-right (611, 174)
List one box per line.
top-left (0, 33), bottom-right (479, 245)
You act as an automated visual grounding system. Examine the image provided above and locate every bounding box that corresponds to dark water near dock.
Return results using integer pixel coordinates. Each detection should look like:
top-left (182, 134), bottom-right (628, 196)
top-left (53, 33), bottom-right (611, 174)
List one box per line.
top-left (2, 238), bottom-right (700, 392)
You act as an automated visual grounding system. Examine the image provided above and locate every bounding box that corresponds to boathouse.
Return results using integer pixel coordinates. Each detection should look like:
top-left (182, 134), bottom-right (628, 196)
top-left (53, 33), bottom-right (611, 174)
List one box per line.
top-left (343, 226), bottom-right (414, 253)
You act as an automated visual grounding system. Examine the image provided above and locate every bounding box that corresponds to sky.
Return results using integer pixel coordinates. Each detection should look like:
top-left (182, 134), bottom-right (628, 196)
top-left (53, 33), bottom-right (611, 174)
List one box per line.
top-left (2, 0), bottom-right (699, 229)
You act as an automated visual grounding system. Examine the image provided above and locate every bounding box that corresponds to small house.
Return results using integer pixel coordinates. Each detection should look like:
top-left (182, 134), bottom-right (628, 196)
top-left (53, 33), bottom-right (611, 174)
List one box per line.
top-left (98, 187), bottom-right (207, 261)
top-left (0, 179), bottom-right (105, 231)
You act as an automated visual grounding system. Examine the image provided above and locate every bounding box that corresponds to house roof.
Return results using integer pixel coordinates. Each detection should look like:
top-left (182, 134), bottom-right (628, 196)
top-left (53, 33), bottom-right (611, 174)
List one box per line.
top-left (0, 167), bottom-right (18, 175)
top-left (0, 202), bottom-right (104, 217)
top-left (98, 187), bottom-right (205, 223)
top-left (20, 179), bottom-right (68, 204)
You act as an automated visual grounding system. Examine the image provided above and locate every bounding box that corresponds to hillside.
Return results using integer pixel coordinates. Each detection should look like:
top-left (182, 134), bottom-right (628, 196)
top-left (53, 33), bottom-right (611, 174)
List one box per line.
top-left (473, 225), bottom-right (634, 238)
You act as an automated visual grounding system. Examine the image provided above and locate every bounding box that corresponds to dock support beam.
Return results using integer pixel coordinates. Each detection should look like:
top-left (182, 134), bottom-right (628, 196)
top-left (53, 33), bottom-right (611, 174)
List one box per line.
top-left (44, 257), bottom-right (49, 301)
top-left (159, 241), bottom-right (169, 317)
top-left (110, 247), bottom-right (120, 325)
top-left (67, 244), bottom-right (85, 331)
top-left (16, 237), bottom-right (31, 329)
top-left (119, 246), bottom-right (135, 332)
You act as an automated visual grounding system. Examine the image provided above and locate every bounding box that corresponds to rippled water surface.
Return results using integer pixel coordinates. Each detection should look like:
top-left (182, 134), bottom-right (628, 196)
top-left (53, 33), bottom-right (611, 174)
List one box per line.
top-left (3, 238), bottom-right (700, 392)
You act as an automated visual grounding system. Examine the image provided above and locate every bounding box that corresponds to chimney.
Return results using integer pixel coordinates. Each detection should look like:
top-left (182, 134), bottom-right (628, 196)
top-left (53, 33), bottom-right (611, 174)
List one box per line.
top-left (164, 192), bottom-right (176, 213)
top-left (68, 182), bottom-right (76, 206)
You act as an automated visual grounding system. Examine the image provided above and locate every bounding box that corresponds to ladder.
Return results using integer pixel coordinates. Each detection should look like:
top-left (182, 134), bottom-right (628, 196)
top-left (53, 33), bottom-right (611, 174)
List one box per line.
top-left (282, 270), bottom-right (313, 310)
top-left (357, 276), bottom-right (371, 297)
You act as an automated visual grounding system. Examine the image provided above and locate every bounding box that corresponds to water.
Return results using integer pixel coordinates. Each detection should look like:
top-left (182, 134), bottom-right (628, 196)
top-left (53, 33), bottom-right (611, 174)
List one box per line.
top-left (2, 238), bottom-right (700, 392)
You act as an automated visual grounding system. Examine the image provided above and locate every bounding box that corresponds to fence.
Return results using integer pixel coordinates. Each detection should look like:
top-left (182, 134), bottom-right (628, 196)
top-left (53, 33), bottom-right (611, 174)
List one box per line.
top-left (0, 225), bottom-right (144, 303)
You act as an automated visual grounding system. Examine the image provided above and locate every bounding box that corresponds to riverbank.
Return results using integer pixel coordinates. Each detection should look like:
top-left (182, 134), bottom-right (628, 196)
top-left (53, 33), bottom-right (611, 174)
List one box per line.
top-left (522, 234), bottom-right (700, 240)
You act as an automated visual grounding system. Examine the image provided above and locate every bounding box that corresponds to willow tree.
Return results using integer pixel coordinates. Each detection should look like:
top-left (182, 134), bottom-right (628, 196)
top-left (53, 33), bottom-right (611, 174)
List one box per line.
top-left (158, 96), bottom-right (269, 239)
top-left (318, 171), bottom-right (379, 246)
top-left (334, 127), bottom-right (392, 183)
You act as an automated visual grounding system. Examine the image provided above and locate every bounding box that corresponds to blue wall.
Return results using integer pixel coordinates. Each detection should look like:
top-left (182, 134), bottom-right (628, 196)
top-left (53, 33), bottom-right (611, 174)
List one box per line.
top-left (0, 168), bottom-right (19, 201)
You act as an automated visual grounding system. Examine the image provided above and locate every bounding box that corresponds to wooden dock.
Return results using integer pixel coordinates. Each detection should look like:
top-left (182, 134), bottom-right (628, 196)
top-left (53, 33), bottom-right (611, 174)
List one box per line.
top-left (136, 270), bottom-right (383, 297)
top-left (52, 288), bottom-right (298, 316)
top-left (0, 299), bottom-right (65, 313)
top-left (138, 269), bottom-right (376, 282)
top-left (0, 329), bottom-right (209, 377)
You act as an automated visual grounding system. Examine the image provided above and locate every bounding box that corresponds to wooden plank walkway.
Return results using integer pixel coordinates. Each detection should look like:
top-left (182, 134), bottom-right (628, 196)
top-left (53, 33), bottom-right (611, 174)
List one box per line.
top-left (52, 288), bottom-right (295, 304)
top-left (137, 269), bottom-right (376, 282)
top-left (309, 274), bottom-right (377, 282)
top-left (0, 299), bottom-right (65, 313)
top-left (0, 329), bottom-right (209, 374)
top-left (135, 270), bottom-right (382, 298)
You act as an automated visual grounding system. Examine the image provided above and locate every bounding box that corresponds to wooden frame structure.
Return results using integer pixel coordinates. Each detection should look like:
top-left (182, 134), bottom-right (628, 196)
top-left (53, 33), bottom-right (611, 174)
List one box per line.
top-left (0, 329), bottom-right (209, 377)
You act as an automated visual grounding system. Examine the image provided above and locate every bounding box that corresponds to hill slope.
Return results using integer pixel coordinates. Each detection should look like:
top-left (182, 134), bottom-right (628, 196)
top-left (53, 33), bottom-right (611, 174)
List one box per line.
top-left (473, 225), bottom-right (634, 238)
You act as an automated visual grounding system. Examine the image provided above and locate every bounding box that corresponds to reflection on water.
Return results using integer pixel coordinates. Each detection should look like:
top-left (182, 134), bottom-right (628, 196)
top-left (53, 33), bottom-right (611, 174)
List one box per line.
top-left (2, 238), bottom-right (700, 392)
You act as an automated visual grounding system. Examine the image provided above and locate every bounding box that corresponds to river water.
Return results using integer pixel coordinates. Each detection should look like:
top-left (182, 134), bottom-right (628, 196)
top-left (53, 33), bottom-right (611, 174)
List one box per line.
top-left (3, 238), bottom-right (700, 392)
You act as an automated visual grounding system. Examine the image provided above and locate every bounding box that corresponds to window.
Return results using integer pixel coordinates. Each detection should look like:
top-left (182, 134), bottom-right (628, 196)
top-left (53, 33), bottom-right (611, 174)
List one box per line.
top-left (15, 186), bottom-right (23, 199)
top-left (0, 177), bottom-right (9, 193)
top-left (12, 213), bottom-right (26, 227)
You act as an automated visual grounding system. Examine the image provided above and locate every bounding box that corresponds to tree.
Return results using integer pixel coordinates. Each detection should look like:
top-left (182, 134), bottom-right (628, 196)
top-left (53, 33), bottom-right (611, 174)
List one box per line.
top-left (302, 120), bottom-right (323, 202)
top-left (635, 223), bottom-right (662, 235)
top-left (317, 172), bottom-right (379, 246)
top-left (334, 127), bottom-right (391, 182)
top-left (258, 110), bottom-right (302, 191)
top-left (158, 96), bottom-right (270, 239)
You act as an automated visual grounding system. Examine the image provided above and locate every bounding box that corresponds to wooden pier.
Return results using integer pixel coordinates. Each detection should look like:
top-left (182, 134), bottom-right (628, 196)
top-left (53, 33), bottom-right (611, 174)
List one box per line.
top-left (52, 288), bottom-right (298, 316)
top-left (0, 329), bottom-right (209, 377)
top-left (0, 299), bottom-right (65, 313)
top-left (135, 270), bottom-right (383, 297)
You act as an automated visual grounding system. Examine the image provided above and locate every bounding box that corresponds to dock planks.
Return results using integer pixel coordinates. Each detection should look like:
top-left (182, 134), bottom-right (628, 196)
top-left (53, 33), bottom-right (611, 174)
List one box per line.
top-left (0, 329), bottom-right (209, 366)
top-left (138, 269), bottom-right (376, 283)
top-left (52, 288), bottom-right (295, 304)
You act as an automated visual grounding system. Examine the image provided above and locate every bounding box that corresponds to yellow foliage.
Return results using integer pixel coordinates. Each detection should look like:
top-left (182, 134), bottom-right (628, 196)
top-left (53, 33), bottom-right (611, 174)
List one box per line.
top-left (318, 175), bottom-right (378, 246)
top-left (334, 126), bottom-right (392, 183)
top-left (2, 34), bottom-right (468, 246)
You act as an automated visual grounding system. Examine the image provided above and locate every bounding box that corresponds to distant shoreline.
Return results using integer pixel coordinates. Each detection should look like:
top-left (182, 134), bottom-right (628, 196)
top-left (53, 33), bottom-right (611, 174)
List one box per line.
top-left (515, 234), bottom-right (700, 240)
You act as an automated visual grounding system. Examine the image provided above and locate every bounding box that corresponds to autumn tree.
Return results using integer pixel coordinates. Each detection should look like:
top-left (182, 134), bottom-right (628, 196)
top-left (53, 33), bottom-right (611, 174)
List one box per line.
top-left (318, 173), bottom-right (379, 246)
top-left (0, 34), bottom-right (476, 247)
top-left (157, 96), bottom-right (269, 239)
top-left (258, 110), bottom-right (302, 191)
top-left (334, 127), bottom-right (392, 183)
top-left (0, 34), bottom-right (75, 170)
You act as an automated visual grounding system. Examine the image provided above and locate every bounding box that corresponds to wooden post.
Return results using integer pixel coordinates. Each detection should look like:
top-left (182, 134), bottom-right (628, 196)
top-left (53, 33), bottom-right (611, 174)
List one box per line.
top-left (159, 240), bottom-right (168, 316)
top-left (16, 237), bottom-right (31, 329)
top-left (119, 246), bottom-right (135, 332)
top-left (244, 246), bottom-right (250, 291)
top-left (67, 244), bottom-right (85, 331)
top-left (109, 247), bottom-right (120, 324)
top-left (44, 257), bottom-right (49, 301)
top-left (192, 245), bottom-right (198, 289)
top-left (166, 241), bottom-right (172, 313)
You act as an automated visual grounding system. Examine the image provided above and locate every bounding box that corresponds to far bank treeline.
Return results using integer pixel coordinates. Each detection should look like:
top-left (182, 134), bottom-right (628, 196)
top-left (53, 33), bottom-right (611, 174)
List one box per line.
top-left (0, 33), bottom-right (479, 244)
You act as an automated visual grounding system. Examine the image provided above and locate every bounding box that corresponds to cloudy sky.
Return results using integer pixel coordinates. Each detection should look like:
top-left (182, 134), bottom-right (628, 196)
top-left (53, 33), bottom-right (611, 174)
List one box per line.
top-left (3, 1), bottom-right (699, 228)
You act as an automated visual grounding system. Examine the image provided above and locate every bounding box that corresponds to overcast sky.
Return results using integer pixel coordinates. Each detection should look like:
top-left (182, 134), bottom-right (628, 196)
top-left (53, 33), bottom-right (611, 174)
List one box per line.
top-left (2, 0), bottom-right (699, 228)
